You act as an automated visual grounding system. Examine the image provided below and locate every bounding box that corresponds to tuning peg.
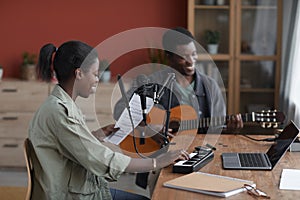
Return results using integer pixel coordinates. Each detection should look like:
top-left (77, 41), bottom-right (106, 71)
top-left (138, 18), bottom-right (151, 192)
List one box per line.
top-left (273, 123), bottom-right (278, 128)
top-left (267, 123), bottom-right (272, 128)
top-left (262, 122), bottom-right (266, 128)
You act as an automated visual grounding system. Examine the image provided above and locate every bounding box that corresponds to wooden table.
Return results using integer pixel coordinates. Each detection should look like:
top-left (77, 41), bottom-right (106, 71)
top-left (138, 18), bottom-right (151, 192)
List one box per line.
top-left (151, 134), bottom-right (300, 200)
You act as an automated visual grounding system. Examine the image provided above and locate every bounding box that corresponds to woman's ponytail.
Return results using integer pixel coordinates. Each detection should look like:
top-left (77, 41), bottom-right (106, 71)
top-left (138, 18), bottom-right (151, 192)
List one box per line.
top-left (37, 44), bottom-right (56, 82)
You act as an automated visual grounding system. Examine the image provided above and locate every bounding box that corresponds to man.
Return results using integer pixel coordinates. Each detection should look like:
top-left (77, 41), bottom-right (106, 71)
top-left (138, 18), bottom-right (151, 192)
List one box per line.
top-left (157, 27), bottom-right (243, 132)
top-left (113, 27), bottom-right (243, 193)
top-left (114, 27), bottom-right (242, 134)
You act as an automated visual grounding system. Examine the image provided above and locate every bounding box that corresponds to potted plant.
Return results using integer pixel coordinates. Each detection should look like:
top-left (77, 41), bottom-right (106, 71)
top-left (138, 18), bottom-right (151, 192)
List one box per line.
top-left (204, 30), bottom-right (220, 54)
top-left (21, 52), bottom-right (37, 80)
top-left (99, 59), bottom-right (111, 83)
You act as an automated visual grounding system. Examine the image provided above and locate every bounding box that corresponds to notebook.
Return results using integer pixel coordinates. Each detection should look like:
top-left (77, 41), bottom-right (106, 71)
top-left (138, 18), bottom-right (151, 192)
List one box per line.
top-left (222, 121), bottom-right (299, 170)
top-left (163, 171), bottom-right (255, 197)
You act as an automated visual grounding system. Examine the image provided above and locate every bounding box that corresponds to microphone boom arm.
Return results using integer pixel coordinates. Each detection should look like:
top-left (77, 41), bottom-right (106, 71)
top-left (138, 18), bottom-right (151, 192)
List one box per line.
top-left (154, 73), bottom-right (176, 104)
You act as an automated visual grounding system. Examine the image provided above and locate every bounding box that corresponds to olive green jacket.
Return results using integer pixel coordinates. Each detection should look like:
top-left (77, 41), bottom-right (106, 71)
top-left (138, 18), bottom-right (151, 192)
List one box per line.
top-left (29, 85), bottom-right (131, 200)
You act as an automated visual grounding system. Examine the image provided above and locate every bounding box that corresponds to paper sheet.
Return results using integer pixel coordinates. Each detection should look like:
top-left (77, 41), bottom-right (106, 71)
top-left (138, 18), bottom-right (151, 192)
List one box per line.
top-left (104, 93), bottom-right (154, 145)
top-left (279, 169), bottom-right (300, 190)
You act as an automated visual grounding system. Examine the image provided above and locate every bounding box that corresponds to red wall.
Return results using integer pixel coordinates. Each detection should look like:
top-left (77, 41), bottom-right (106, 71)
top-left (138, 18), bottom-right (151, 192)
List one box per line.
top-left (0, 0), bottom-right (187, 79)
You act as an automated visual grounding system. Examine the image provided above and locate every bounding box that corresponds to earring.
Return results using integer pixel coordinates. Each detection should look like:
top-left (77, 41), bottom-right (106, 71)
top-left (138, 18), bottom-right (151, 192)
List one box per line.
top-left (75, 69), bottom-right (81, 77)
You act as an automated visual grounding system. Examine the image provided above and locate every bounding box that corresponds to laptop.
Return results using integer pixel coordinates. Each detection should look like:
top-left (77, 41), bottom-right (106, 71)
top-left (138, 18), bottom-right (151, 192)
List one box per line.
top-left (222, 121), bottom-right (299, 170)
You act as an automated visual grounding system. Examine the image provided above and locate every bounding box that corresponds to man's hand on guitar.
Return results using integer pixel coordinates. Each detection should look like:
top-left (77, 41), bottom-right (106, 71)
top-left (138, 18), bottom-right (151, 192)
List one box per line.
top-left (166, 128), bottom-right (178, 138)
top-left (227, 114), bottom-right (244, 129)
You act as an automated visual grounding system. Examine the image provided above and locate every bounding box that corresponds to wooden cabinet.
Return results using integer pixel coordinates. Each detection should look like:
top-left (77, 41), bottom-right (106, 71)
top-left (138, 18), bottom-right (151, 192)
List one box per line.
top-left (188, 0), bottom-right (282, 114)
top-left (0, 80), bottom-right (50, 167)
top-left (0, 80), bottom-right (116, 167)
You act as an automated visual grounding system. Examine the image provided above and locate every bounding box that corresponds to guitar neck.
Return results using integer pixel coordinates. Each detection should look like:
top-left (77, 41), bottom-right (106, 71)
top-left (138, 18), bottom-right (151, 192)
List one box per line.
top-left (178, 113), bottom-right (255, 131)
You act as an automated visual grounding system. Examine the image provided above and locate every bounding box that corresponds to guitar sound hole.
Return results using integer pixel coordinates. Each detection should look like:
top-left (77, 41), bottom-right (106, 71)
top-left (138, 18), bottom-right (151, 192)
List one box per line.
top-left (169, 121), bottom-right (180, 133)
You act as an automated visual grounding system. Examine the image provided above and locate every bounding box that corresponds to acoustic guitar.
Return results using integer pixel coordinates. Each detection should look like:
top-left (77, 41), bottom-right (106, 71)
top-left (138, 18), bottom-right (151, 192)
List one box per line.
top-left (119, 104), bottom-right (285, 156)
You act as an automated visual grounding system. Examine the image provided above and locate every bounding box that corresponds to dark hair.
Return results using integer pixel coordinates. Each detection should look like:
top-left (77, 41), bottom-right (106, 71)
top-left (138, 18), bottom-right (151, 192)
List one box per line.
top-left (162, 27), bottom-right (195, 56)
top-left (37, 40), bottom-right (98, 83)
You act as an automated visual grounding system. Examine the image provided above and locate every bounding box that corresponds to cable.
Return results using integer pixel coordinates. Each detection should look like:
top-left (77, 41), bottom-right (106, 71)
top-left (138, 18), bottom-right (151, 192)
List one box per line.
top-left (127, 109), bottom-right (148, 159)
top-left (241, 134), bottom-right (278, 142)
top-left (117, 74), bottom-right (147, 159)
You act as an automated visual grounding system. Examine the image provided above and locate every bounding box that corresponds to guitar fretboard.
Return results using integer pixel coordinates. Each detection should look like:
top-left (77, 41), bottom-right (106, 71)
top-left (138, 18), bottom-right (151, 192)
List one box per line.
top-left (177, 113), bottom-right (256, 131)
top-left (177, 116), bottom-right (226, 131)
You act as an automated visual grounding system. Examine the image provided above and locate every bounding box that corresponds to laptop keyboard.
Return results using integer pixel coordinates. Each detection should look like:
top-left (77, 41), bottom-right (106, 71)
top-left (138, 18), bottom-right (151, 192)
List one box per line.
top-left (239, 153), bottom-right (266, 167)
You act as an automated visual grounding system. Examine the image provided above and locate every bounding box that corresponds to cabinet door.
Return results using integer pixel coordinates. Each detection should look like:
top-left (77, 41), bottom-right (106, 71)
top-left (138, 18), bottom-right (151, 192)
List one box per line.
top-left (188, 0), bottom-right (282, 114)
top-left (238, 0), bottom-right (278, 56)
top-left (188, 0), bottom-right (234, 113)
top-left (189, 0), bottom-right (231, 54)
top-left (0, 138), bottom-right (25, 167)
top-left (235, 0), bottom-right (281, 113)
top-left (0, 112), bottom-right (34, 138)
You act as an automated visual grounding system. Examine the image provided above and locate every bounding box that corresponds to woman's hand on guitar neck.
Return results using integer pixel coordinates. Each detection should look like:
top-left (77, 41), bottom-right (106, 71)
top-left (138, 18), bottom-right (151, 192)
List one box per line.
top-left (227, 114), bottom-right (244, 129)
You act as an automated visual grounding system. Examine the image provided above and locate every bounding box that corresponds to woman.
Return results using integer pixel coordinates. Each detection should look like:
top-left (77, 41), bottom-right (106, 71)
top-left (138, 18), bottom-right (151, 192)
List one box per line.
top-left (29, 40), bottom-right (189, 200)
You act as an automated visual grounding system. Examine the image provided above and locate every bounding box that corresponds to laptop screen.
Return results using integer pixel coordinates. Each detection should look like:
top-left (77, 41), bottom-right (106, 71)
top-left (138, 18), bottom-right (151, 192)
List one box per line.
top-left (266, 121), bottom-right (299, 168)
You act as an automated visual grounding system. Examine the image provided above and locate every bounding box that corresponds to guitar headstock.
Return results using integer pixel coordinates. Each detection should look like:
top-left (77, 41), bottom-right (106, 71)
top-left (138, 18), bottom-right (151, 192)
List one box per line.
top-left (252, 110), bottom-right (286, 128)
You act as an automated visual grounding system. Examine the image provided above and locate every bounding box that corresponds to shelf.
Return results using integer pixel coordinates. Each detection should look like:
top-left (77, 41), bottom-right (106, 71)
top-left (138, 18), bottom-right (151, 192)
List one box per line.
top-left (240, 88), bottom-right (274, 93)
top-left (194, 5), bottom-right (230, 9)
top-left (238, 55), bottom-right (278, 61)
top-left (197, 53), bottom-right (230, 61)
top-left (242, 5), bottom-right (277, 10)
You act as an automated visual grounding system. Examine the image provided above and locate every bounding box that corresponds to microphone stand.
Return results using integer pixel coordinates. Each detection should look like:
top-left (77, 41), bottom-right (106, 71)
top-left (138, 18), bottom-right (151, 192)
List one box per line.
top-left (154, 73), bottom-right (176, 146)
top-left (135, 81), bottom-right (155, 145)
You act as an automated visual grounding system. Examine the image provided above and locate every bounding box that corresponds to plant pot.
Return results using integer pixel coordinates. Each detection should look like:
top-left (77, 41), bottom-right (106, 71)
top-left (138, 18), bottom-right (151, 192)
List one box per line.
top-left (21, 64), bottom-right (36, 81)
top-left (203, 0), bottom-right (215, 5)
top-left (216, 0), bottom-right (225, 5)
top-left (207, 44), bottom-right (219, 54)
top-left (100, 71), bottom-right (111, 83)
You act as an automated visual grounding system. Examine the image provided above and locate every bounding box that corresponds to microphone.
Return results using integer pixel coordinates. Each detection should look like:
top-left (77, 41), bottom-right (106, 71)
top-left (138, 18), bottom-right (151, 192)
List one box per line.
top-left (136, 74), bottom-right (152, 145)
top-left (136, 74), bottom-right (150, 125)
